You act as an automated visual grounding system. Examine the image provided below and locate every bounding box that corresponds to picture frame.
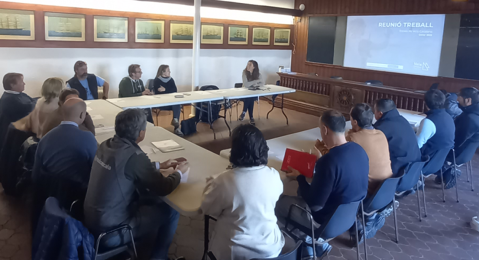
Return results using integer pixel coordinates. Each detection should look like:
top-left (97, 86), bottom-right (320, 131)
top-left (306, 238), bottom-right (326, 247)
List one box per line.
top-left (228, 25), bottom-right (248, 45)
top-left (170, 21), bottom-right (193, 44)
top-left (274, 28), bottom-right (291, 46)
top-left (135, 18), bottom-right (164, 43)
top-left (45, 12), bottom-right (85, 41)
top-left (201, 23), bottom-right (223, 44)
top-left (0, 9), bottom-right (35, 40)
top-left (252, 27), bottom-right (270, 45)
top-left (94, 16), bottom-right (128, 42)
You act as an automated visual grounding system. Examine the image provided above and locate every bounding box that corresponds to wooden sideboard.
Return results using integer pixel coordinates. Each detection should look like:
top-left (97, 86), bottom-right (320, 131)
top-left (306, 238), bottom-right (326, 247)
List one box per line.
top-left (276, 72), bottom-right (427, 116)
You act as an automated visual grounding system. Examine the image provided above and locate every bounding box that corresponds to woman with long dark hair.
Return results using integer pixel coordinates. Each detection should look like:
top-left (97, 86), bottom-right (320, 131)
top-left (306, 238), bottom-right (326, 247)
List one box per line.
top-left (240, 60), bottom-right (263, 125)
top-left (153, 64), bottom-right (183, 136)
top-left (201, 124), bottom-right (284, 260)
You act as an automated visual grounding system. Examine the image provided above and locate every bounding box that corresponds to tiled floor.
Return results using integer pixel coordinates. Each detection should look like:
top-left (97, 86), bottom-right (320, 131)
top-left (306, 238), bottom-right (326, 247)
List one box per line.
top-left (1, 101), bottom-right (479, 260)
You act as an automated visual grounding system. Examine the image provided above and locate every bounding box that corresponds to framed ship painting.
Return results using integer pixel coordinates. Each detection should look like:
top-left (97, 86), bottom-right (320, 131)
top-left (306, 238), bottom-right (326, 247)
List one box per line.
top-left (135, 19), bottom-right (164, 43)
top-left (201, 23), bottom-right (223, 44)
top-left (94, 16), bottom-right (128, 42)
top-left (45, 12), bottom-right (85, 41)
top-left (228, 25), bottom-right (248, 45)
top-left (274, 28), bottom-right (290, 46)
top-left (252, 27), bottom-right (270, 45)
top-left (170, 21), bottom-right (193, 44)
top-left (0, 9), bottom-right (35, 40)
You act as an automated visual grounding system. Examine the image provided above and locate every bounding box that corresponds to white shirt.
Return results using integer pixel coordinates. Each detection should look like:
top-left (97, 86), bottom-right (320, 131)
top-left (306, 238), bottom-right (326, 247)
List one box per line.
top-left (416, 118), bottom-right (437, 149)
top-left (201, 166), bottom-right (285, 260)
top-left (60, 121), bottom-right (79, 127)
top-left (4, 90), bottom-right (20, 94)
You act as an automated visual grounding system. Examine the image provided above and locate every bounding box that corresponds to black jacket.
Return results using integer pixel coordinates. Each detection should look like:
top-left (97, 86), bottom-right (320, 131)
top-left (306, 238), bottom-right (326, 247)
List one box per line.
top-left (373, 109), bottom-right (422, 175)
top-left (153, 77), bottom-right (178, 95)
top-left (453, 103), bottom-right (479, 163)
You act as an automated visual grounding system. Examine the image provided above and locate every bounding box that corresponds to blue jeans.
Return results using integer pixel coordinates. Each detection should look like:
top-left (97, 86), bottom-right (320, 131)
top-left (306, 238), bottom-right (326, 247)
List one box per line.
top-left (103, 201), bottom-right (179, 260)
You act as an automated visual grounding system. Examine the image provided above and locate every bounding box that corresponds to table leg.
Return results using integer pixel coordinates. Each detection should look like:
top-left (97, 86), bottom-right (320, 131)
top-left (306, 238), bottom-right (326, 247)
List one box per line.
top-left (209, 101), bottom-right (216, 140)
top-left (202, 215), bottom-right (210, 260)
top-left (224, 98), bottom-right (231, 136)
top-left (266, 96), bottom-right (275, 119)
top-left (281, 94), bottom-right (289, 125)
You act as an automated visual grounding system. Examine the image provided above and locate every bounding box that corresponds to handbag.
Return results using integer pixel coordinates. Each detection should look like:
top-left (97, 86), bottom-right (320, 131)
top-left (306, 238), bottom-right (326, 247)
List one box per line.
top-left (180, 117), bottom-right (197, 136)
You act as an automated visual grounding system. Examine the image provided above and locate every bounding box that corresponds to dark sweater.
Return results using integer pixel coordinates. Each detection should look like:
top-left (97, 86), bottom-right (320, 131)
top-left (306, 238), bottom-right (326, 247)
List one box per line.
top-left (453, 103), bottom-right (479, 164)
top-left (153, 77), bottom-right (178, 95)
top-left (297, 142), bottom-right (369, 224)
top-left (373, 109), bottom-right (422, 174)
top-left (0, 92), bottom-right (36, 124)
top-left (118, 77), bottom-right (145, 98)
top-left (421, 109), bottom-right (455, 158)
top-left (33, 124), bottom-right (97, 186)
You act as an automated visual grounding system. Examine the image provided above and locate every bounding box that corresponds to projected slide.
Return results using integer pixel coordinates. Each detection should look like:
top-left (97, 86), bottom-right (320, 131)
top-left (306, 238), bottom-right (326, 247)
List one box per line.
top-left (344, 14), bottom-right (445, 76)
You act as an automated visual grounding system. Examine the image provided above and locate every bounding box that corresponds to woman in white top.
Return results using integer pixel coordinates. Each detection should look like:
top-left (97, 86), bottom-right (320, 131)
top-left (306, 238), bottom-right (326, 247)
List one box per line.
top-left (240, 60), bottom-right (263, 126)
top-left (201, 124), bottom-right (284, 260)
top-left (14, 77), bottom-right (63, 138)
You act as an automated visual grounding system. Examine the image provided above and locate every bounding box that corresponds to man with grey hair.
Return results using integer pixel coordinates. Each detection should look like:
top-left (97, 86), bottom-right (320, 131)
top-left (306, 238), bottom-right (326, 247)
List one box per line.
top-left (84, 109), bottom-right (189, 260)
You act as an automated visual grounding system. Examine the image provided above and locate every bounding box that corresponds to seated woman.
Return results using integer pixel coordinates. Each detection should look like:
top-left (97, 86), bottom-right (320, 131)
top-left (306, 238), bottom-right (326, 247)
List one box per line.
top-left (13, 77), bottom-right (63, 137)
top-left (154, 64), bottom-right (183, 136)
top-left (240, 60), bottom-right (263, 126)
top-left (201, 124), bottom-right (284, 260)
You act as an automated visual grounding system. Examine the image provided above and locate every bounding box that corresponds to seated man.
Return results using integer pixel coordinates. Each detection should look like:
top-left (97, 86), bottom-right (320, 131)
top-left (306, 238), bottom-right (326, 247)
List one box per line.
top-left (417, 89), bottom-right (455, 169)
top-left (373, 99), bottom-right (421, 175)
top-left (42, 89), bottom-right (95, 137)
top-left (83, 109), bottom-right (190, 260)
top-left (33, 98), bottom-right (97, 187)
top-left (276, 110), bottom-right (369, 258)
top-left (348, 103), bottom-right (393, 196)
top-left (0, 72), bottom-right (36, 128)
top-left (119, 64), bottom-right (153, 123)
top-left (439, 87), bottom-right (479, 188)
top-left (66, 60), bottom-right (110, 100)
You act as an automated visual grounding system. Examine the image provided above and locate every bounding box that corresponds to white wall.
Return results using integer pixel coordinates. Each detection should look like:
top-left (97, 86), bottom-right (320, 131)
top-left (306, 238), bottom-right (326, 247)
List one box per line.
top-left (0, 48), bottom-right (291, 97)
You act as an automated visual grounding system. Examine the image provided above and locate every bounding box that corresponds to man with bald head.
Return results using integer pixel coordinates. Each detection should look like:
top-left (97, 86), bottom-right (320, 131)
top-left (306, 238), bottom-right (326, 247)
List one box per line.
top-left (33, 97), bottom-right (97, 188)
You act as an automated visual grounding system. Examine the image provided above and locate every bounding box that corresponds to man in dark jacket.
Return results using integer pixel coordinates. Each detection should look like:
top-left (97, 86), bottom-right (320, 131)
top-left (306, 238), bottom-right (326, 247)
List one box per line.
top-left (66, 60), bottom-right (110, 100)
top-left (373, 99), bottom-right (422, 175)
top-left (439, 87), bottom-right (479, 188)
top-left (0, 73), bottom-right (36, 125)
top-left (84, 109), bottom-right (190, 260)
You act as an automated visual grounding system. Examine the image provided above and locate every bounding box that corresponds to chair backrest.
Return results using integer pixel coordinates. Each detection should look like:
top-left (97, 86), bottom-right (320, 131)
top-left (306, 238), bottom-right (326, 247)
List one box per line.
top-left (317, 200), bottom-right (362, 240)
top-left (364, 176), bottom-right (402, 213)
top-left (455, 141), bottom-right (479, 165)
top-left (396, 156), bottom-right (429, 193)
top-left (422, 148), bottom-right (451, 176)
top-left (146, 79), bottom-right (155, 90)
top-left (365, 80), bottom-right (383, 86)
top-left (200, 85), bottom-right (219, 91)
top-left (250, 233), bottom-right (302, 260)
top-left (330, 76), bottom-right (343, 80)
top-left (234, 83), bottom-right (243, 88)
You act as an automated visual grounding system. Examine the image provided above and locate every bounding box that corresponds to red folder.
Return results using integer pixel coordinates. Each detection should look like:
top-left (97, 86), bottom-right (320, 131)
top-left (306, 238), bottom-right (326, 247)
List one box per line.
top-left (281, 148), bottom-right (317, 178)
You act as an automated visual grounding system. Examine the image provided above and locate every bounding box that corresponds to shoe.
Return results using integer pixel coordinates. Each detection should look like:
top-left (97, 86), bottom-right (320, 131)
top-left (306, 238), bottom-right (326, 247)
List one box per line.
top-left (239, 112), bottom-right (246, 121)
top-left (423, 173), bottom-right (435, 179)
top-left (250, 118), bottom-right (255, 126)
top-left (174, 128), bottom-right (184, 137)
top-left (445, 168), bottom-right (461, 190)
top-left (301, 238), bottom-right (332, 259)
top-left (171, 118), bottom-right (180, 128)
top-left (365, 214), bottom-right (386, 239)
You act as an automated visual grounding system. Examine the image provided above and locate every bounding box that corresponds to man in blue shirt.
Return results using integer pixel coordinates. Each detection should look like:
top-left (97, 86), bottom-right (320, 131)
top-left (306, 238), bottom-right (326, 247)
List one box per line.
top-left (66, 60), bottom-right (110, 100)
top-left (33, 97), bottom-right (97, 189)
top-left (275, 110), bottom-right (369, 258)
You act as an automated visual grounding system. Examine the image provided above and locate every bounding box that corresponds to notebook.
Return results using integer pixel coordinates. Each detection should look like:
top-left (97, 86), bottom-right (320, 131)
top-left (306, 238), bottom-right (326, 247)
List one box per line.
top-left (281, 148), bottom-right (317, 178)
top-left (152, 140), bottom-right (184, 153)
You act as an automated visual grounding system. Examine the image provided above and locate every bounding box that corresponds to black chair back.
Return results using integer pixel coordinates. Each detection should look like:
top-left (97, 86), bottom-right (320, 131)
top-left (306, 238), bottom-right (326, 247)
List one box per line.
top-left (234, 83), bottom-right (243, 88)
top-left (364, 176), bottom-right (402, 214)
top-left (365, 80), bottom-right (383, 86)
top-left (422, 148), bottom-right (451, 176)
top-left (200, 85), bottom-right (219, 91)
top-left (317, 200), bottom-right (362, 240)
top-left (397, 156), bottom-right (429, 193)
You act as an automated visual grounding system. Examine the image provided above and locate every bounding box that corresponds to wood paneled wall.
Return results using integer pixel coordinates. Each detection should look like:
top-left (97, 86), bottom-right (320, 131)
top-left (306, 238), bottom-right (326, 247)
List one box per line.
top-left (291, 0), bottom-right (479, 93)
top-left (0, 1), bottom-right (293, 50)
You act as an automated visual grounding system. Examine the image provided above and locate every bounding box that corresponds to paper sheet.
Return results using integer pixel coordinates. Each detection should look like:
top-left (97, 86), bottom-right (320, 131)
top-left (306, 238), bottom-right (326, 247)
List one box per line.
top-left (91, 115), bottom-right (104, 120)
top-left (85, 101), bottom-right (91, 105)
top-left (140, 145), bottom-right (160, 155)
top-left (95, 126), bottom-right (115, 135)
